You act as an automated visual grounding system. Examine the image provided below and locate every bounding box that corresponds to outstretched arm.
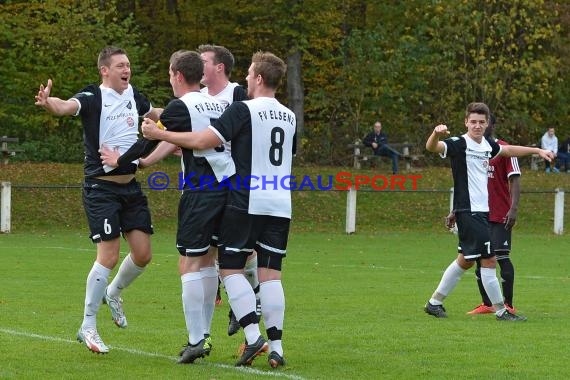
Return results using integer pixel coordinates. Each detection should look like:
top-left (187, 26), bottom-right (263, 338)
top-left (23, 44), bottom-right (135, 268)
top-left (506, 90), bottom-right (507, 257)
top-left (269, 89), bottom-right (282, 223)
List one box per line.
top-left (500, 145), bottom-right (554, 161)
top-left (34, 79), bottom-right (79, 116)
top-left (141, 118), bottom-right (222, 150)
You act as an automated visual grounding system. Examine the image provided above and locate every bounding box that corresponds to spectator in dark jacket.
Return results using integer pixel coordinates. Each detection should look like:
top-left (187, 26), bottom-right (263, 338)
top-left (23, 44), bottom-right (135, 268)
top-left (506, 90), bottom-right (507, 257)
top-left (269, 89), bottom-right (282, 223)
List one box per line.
top-left (557, 136), bottom-right (570, 173)
top-left (363, 121), bottom-right (400, 174)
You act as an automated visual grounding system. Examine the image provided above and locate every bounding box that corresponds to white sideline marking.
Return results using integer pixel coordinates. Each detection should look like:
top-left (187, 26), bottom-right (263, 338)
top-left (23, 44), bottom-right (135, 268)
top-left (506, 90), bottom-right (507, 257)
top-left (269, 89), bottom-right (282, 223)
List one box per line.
top-left (0, 328), bottom-right (306, 380)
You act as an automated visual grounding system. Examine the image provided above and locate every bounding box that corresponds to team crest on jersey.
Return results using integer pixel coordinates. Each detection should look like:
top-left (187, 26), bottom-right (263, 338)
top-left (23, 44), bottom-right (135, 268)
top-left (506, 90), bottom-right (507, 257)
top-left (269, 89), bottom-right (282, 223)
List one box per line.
top-left (127, 116), bottom-right (135, 128)
top-left (482, 160), bottom-right (489, 168)
top-left (126, 100), bottom-right (132, 110)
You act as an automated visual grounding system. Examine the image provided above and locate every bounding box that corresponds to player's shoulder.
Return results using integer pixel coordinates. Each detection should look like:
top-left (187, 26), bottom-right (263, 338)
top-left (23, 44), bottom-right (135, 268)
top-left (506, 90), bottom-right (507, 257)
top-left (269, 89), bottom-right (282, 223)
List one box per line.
top-left (200, 90), bottom-right (224, 104)
top-left (165, 97), bottom-right (186, 109)
top-left (162, 97), bottom-right (191, 118)
top-left (232, 84), bottom-right (248, 101)
top-left (446, 135), bottom-right (465, 144)
top-left (74, 83), bottom-right (99, 98)
top-left (227, 99), bottom-right (248, 111)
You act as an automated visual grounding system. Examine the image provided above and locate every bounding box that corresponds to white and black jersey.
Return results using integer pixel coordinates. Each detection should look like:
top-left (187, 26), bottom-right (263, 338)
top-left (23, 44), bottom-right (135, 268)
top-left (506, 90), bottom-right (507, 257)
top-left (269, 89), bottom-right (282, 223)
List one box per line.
top-left (161, 92), bottom-right (233, 187)
top-left (441, 134), bottom-right (502, 212)
top-left (72, 84), bottom-right (152, 178)
top-left (209, 97), bottom-right (296, 219)
top-left (201, 82), bottom-right (248, 109)
top-left (201, 82), bottom-right (248, 154)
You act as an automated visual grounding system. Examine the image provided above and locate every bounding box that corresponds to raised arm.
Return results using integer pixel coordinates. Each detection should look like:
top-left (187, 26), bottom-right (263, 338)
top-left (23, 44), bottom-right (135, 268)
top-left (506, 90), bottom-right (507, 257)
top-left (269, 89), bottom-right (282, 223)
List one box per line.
top-left (34, 79), bottom-right (79, 116)
top-left (425, 124), bottom-right (449, 154)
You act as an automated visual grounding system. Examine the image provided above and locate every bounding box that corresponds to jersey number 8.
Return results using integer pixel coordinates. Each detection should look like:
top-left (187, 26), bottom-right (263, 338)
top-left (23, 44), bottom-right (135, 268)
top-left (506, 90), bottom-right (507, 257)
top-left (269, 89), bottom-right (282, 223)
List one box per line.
top-left (269, 127), bottom-right (285, 166)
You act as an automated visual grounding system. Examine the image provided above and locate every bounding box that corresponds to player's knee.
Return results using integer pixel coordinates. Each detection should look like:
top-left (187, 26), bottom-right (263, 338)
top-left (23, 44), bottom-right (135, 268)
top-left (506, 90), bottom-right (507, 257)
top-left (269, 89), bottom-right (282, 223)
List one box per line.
top-left (131, 250), bottom-right (152, 267)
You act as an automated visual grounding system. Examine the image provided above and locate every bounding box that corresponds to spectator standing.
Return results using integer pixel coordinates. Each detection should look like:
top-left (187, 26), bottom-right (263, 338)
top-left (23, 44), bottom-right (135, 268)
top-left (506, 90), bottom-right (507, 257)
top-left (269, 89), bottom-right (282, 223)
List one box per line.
top-left (541, 127), bottom-right (559, 173)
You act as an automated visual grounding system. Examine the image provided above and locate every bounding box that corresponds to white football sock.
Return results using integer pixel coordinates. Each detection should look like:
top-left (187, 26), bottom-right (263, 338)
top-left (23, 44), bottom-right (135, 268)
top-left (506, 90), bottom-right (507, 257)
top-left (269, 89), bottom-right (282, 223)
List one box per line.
top-left (181, 271), bottom-right (204, 345)
top-left (107, 254), bottom-right (145, 298)
top-left (430, 260), bottom-right (465, 304)
top-left (260, 280), bottom-right (285, 355)
top-left (223, 274), bottom-right (259, 344)
top-left (82, 261), bottom-right (111, 330)
top-left (200, 266), bottom-right (218, 336)
top-left (480, 267), bottom-right (505, 313)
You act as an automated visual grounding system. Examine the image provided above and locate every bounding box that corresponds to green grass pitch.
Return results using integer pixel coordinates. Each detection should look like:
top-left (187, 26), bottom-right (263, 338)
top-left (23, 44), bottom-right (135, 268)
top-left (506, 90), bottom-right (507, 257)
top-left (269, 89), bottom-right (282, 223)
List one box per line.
top-left (1, 229), bottom-right (569, 379)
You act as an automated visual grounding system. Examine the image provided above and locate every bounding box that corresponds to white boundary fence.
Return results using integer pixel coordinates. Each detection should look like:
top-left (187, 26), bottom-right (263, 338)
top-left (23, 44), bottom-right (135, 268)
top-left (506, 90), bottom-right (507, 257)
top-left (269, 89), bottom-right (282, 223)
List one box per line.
top-left (1, 181), bottom-right (10, 232)
top-left (0, 181), bottom-right (565, 235)
top-left (345, 186), bottom-right (565, 235)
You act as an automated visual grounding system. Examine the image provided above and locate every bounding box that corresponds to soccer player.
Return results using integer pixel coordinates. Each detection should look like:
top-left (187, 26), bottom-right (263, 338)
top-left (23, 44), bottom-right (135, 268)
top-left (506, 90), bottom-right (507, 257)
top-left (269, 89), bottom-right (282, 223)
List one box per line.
top-left (446, 114), bottom-right (521, 314)
top-left (423, 102), bottom-right (553, 321)
top-left (197, 44), bottom-right (260, 338)
top-left (34, 46), bottom-right (162, 353)
top-left (131, 44), bottom-right (257, 340)
top-left (101, 50), bottom-right (231, 364)
top-left (142, 51), bottom-right (295, 368)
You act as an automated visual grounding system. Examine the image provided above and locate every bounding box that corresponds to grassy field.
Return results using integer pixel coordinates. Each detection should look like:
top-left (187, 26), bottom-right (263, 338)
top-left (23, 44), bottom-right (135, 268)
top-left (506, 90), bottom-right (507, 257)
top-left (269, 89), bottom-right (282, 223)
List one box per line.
top-left (1, 230), bottom-right (569, 379)
top-left (0, 162), bottom-right (569, 379)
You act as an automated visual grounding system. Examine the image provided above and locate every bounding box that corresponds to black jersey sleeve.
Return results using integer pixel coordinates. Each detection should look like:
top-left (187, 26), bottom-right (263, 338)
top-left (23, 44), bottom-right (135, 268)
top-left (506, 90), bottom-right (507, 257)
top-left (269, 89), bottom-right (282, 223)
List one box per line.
top-left (160, 99), bottom-right (192, 132)
top-left (133, 86), bottom-right (152, 116)
top-left (443, 136), bottom-right (465, 157)
top-left (212, 101), bottom-right (251, 142)
top-left (116, 139), bottom-right (159, 167)
top-left (232, 85), bottom-right (249, 102)
top-left (292, 129), bottom-right (297, 156)
top-left (486, 136), bottom-right (502, 158)
top-left (116, 99), bottom-right (189, 166)
top-left (73, 84), bottom-right (99, 116)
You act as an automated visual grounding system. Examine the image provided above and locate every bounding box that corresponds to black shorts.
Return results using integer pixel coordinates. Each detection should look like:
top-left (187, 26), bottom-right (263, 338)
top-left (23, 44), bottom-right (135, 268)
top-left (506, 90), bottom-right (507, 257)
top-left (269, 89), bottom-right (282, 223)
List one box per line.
top-left (176, 189), bottom-right (227, 257)
top-left (489, 221), bottom-right (512, 254)
top-left (455, 211), bottom-right (493, 261)
top-left (83, 178), bottom-right (153, 243)
top-left (218, 206), bottom-right (290, 271)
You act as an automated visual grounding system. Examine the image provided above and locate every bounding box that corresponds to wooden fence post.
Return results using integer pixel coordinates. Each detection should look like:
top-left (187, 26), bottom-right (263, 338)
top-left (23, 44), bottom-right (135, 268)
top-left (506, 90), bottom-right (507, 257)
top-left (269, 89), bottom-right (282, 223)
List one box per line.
top-left (1, 181), bottom-right (11, 233)
top-left (346, 186), bottom-right (357, 234)
top-left (553, 188), bottom-right (565, 235)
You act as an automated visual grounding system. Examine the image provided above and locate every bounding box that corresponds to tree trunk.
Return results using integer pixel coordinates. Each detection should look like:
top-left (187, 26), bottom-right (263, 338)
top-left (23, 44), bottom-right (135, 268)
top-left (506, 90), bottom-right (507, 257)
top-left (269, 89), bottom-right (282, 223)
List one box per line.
top-left (287, 49), bottom-right (304, 155)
